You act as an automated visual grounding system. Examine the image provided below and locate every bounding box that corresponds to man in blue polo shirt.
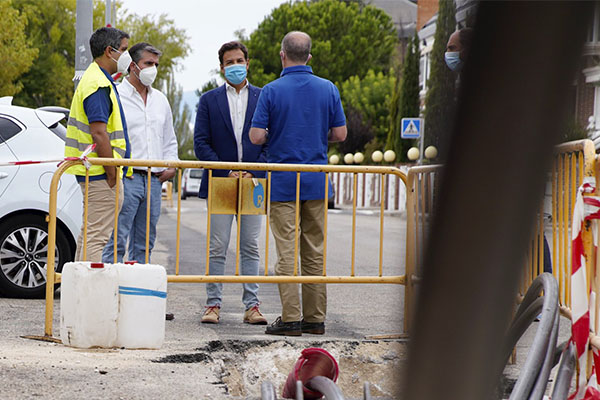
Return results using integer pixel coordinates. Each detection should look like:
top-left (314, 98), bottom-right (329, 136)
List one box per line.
top-left (250, 31), bottom-right (347, 336)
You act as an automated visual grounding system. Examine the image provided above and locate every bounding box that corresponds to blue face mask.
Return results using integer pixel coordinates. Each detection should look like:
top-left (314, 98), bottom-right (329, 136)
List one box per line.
top-left (224, 64), bottom-right (247, 85)
top-left (445, 51), bottom-right (463, 72)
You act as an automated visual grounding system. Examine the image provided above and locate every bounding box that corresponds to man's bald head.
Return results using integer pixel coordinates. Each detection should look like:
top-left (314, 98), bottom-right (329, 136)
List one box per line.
top-left (281, 31), bottom-right (312, 64)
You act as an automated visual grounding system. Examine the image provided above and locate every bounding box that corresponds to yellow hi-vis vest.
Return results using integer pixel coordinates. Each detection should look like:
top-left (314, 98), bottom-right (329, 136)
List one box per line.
top-left (64, 62), bottom-right (130, 178)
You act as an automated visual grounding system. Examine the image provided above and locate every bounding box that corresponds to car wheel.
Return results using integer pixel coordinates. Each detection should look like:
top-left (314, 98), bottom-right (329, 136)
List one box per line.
top-left (0, 215), bottom-right (72, 298)
top-left (181, 190), bottom-right (187, 200)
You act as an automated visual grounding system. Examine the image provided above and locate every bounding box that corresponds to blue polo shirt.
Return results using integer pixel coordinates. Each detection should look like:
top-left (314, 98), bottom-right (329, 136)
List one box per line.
top-left (77, 66), bottom-right (130, 182)
top-left (251, 65), bottom-right (345, 201)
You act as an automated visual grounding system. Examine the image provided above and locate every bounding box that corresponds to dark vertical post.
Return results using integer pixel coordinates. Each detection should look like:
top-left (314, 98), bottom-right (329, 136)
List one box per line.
top-left (404, 2), bottom-right (592, 399)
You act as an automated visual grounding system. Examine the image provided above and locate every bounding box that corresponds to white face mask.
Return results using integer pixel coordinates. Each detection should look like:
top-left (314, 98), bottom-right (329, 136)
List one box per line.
top-left (135, 64), bottom-right (158, 87)
top-left (111, 48), bottom-right (132, 74)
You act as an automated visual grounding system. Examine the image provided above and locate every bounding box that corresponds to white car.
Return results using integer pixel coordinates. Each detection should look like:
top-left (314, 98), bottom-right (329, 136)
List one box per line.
top-left (180, 167), bottom-right (202, 199)
top-left (0, 97), bottom-right (82, 298)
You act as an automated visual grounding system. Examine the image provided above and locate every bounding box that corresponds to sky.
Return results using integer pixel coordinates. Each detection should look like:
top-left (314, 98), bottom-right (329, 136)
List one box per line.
top-left (119, 0), bottom-right (288, 93)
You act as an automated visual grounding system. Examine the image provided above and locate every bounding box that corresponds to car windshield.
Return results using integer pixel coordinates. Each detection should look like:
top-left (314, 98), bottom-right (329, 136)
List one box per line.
top-left (189, 169), bottom-right (202, 179)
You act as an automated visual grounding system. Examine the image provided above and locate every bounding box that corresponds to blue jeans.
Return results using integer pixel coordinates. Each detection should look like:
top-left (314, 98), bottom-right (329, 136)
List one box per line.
top-left (102, 173), bottom-right (162, 263)
top-left (206, 211), bottom-right (262, 310)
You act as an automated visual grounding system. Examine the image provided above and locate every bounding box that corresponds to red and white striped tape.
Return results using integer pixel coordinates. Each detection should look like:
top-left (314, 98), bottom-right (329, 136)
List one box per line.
top-left (0, 144), bottom-right (95, 169)
top-left (569, 177), bottom-right (600, 400)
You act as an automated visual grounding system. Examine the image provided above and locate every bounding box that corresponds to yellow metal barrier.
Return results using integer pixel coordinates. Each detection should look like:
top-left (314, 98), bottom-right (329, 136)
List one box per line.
top-left (524, 140), bottom-right (595, 312)
top-left (43, 158), bottom-right (409, 338)
top-left (401, 141), bottom-right (600, 351)
top-left (404, 164), bottom-right (442, 333)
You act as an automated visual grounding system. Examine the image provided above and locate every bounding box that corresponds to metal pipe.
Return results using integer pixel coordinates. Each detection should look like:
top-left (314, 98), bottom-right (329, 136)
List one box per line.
top-left (294, 172), bottom-right (300, 276)
top-left (82, 157), bottom-right (409, 185)
top-left (74, 0), bottom-right (93, 89)
top-left (265, 171), bottom-right (271, 276)
top-left (175, 168), bottom-right (182, 275)
top-left (323, 172), bottom-right (329, 276)
top-left (104, 0), bottom-right (111, 26)
top-left (502, 297), bottom-right (544, 364)
top-left (364, 381), bottom-right (372, 400)
top-left (296, 380), bottom-right (303, 400)
top-left (551, 342), bottom-right (576, 400)
top-left (528, 310), bottom-right (559, 400)
top-left (507, 273), bottom-right (559, 399)
top-left (45, 160), bottom-right (78, 337)
top-left (166, 275), bottom-right (405, 284)
top-left (306, 376), bottom-right (345, 400)
top-left (260, 381), bottom-right (278, 400)
top-left (145, 168), bottom-right (151, 263)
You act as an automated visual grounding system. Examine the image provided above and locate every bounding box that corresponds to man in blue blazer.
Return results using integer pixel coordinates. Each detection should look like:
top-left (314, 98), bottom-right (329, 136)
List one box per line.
top-left (193, 41), bottom-right (268, 325)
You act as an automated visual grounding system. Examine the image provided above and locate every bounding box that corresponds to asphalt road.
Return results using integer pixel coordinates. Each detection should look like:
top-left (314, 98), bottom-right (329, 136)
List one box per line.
top-left (0, 198), bottom-right (407, 399)
top-left (154, 196), bottom-right (407, 339)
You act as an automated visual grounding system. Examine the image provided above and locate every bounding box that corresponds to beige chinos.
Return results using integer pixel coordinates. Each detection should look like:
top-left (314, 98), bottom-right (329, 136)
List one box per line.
top-left (270, 199), bottom-right (327, 323)
top-left (75, 179), bottom-right (124, 262)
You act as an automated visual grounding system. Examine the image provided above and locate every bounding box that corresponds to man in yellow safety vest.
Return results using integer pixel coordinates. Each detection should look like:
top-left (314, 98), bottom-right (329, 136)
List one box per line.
top-left (64, 26), bottom-right (132, 262)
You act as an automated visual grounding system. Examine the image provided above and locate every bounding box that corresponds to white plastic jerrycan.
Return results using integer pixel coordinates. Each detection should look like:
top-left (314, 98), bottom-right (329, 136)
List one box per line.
top-left (115, 263), bottom-right (167, 349)
top-left (60, 262), bottom-right (119, 348)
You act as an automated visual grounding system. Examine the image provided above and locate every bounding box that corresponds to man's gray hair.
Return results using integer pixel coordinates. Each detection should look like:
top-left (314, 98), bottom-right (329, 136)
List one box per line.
top-left (129, 42), bottom-right (162, 65)
top-left (281, 31), bottom-right (311, 63)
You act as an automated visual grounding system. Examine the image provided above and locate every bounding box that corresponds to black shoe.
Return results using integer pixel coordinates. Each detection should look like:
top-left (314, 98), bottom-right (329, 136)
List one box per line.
top-left (301, 319), bottom-right (325, 335)
top-left (265, 316), bottom-right (302, 336)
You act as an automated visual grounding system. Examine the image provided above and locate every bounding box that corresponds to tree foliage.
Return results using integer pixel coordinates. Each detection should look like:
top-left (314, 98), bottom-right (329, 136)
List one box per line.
top-left (165, 75), bottom-right (193, 160)
top-left (11, 0), bottom-right (76, 107)
top-left (118, 12), bottom-right (191, 91)
top-left (0, 0), bottom-right (38, 98)
top-left (341, 69), bottom-right (396, 150)
top-left (423, 0), bottom-right (456, 157)
top-left (11, 0), bottom-right (190, 109)
top-left (337, 105), bottom-right (373, 156)
top-left (386, 34), bottom-right (420, 159)
top-left (245, 0), bottom-right (398, 87)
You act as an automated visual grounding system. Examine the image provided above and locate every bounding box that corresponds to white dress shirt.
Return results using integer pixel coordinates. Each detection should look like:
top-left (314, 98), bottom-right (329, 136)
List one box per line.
top-left (225, 81), bottom-right (248, 162)
top-left (117, 78), bottom-right (179, 172)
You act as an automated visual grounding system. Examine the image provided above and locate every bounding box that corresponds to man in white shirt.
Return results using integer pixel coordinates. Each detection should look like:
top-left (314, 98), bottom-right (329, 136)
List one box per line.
top-left (194, 41), bottom-right (268, 325)
top-left (103, 42), bottom-right (178, 264)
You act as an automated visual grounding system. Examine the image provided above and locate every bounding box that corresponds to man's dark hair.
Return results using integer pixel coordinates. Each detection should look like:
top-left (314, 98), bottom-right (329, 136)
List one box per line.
top-left (218, 41), bottom-right (248, 64)
top-left (281, 31), bottom-right (311, 63)
top-left (459, 27), bottom-right (474, 52)
top-left (128, 42), bottom-right (162, 72)
top-left (89, 27), bottom-right (130, 59)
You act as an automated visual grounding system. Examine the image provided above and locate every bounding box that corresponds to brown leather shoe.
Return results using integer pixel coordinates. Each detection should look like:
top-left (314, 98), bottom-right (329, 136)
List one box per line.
top-left (243, 305), bottom-right (268, 325)
top-left (201, 305), bottom-right (220, 324)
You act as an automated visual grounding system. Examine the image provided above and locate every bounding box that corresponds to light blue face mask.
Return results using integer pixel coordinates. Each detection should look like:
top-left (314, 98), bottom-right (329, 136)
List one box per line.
top-left (445, 51), bottom-right (463, 72)
top-left (224, 64), bottom-right (247, 85)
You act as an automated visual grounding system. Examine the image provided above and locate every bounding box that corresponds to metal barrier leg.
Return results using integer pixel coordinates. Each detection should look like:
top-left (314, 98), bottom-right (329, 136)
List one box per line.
top-left (260, 381), bottom-right (278, 400)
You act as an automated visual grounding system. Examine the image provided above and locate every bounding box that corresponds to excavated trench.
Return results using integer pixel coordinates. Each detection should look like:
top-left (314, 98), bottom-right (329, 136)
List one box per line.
top-left (153, 339), bottom-right (406, 398)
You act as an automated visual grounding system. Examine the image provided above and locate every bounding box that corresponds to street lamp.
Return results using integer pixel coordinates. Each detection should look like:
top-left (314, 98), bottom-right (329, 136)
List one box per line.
top-left (383, 150), bottom-right (396, 163)
top-left (371, 150), bottom-right (383, 163)
top-left (407, 147), bottom-right (420, 161)
top-left (329, 154), bottom-right (340, 164)
top-left (344, 153), bottom-right (354, 164)
top-left (353, 152), bottom-right (364, 164)
top-left (425, 146), bottom-right (438, 160)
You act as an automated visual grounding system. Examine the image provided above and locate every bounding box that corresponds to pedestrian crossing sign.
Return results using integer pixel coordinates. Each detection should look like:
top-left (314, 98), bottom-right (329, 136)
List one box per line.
top-left (401, 118), bottom-right (423, 139)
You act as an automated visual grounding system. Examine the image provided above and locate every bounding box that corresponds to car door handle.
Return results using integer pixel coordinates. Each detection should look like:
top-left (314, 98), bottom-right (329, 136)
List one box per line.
top-left (0, 172), bottom-right (8, 179)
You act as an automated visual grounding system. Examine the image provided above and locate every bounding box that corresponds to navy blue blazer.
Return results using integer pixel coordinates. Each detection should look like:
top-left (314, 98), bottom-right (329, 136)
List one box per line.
top-left (193, 84), bottom-right (267, 198)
